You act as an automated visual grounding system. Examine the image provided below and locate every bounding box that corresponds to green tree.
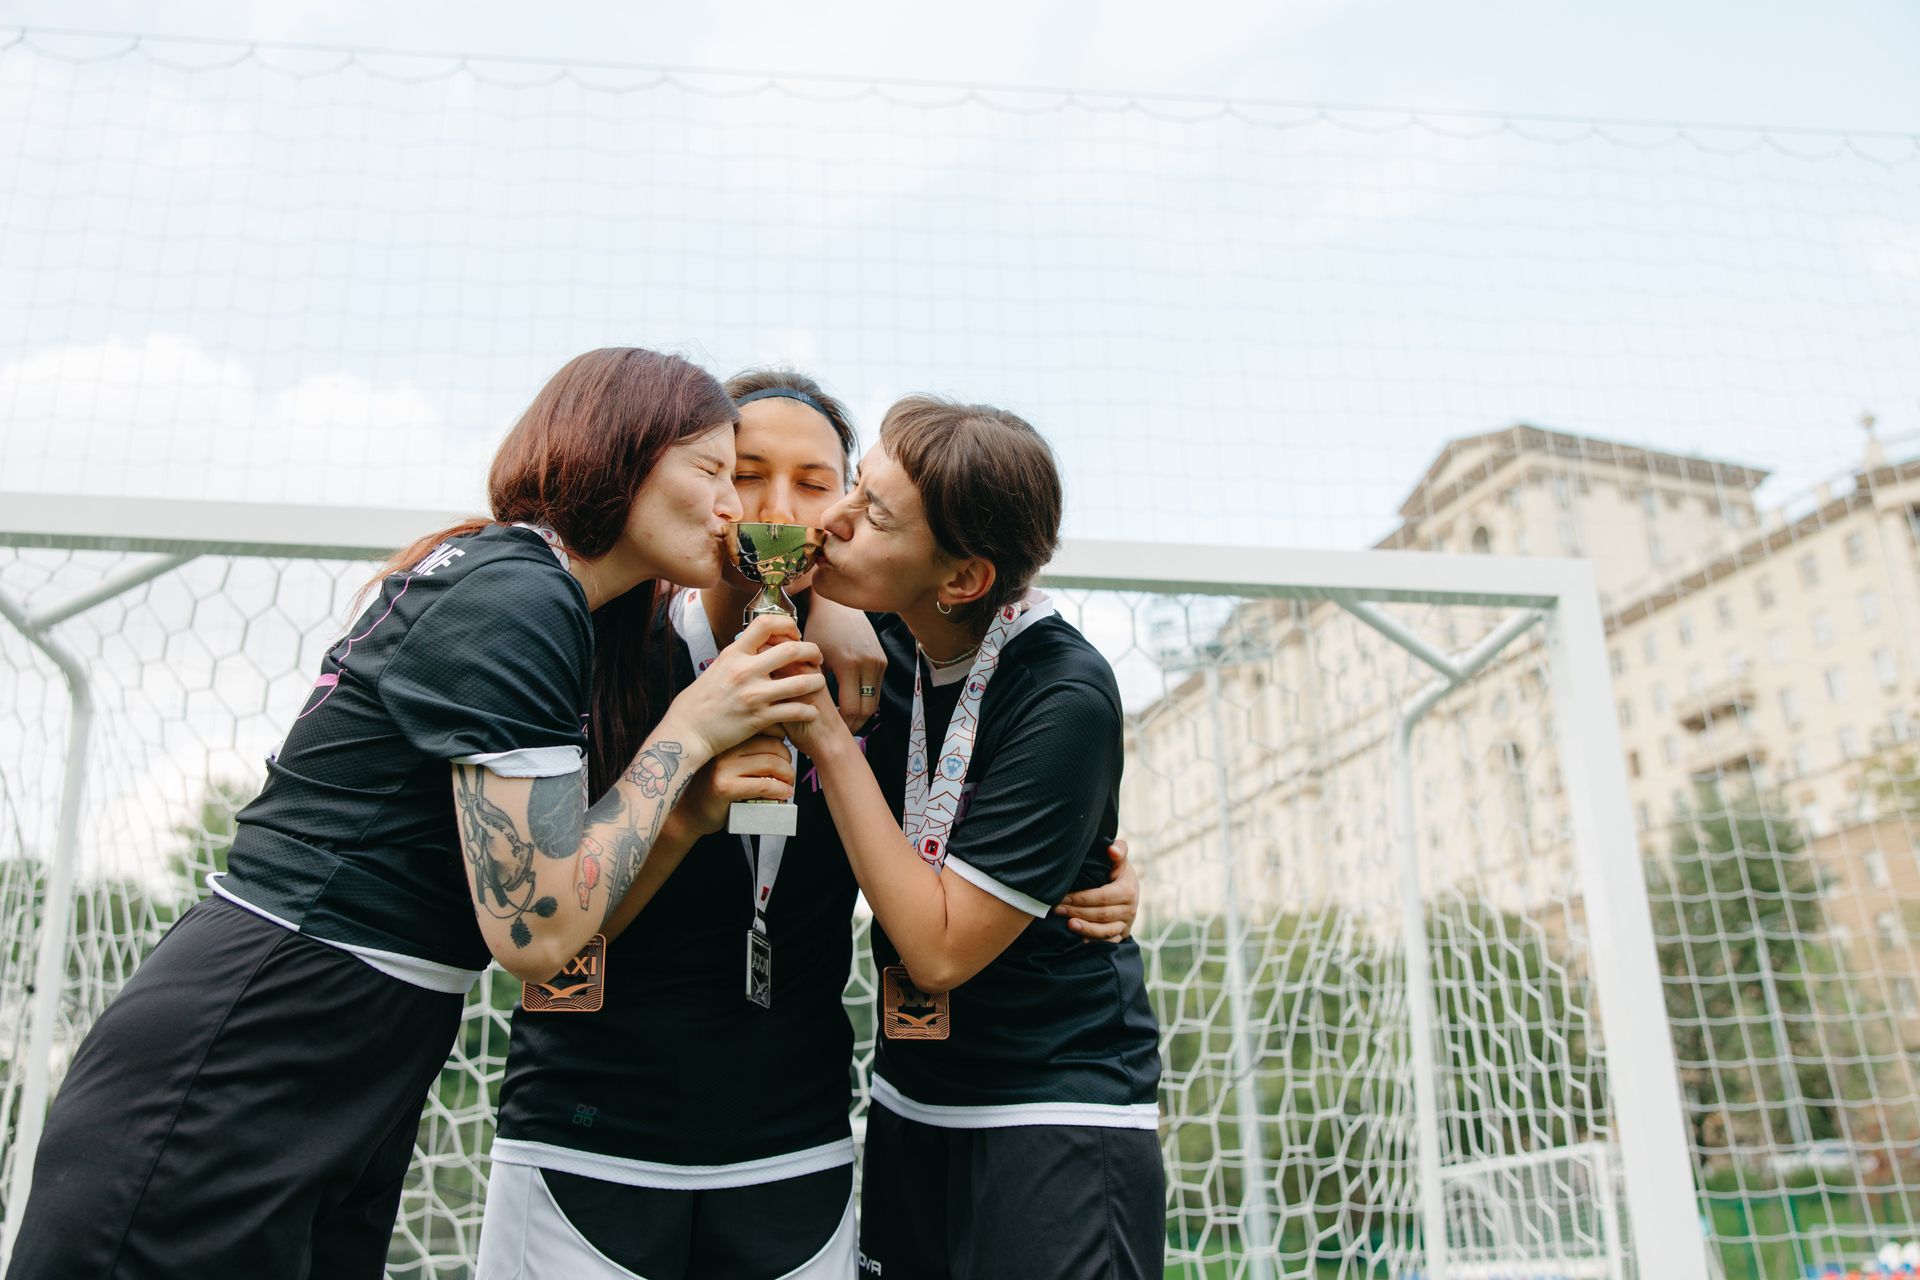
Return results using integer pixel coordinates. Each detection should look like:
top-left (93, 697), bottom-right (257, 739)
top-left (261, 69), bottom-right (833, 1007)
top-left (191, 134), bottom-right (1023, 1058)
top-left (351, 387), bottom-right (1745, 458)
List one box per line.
top-left (1428, 899), bottom-right (1602, 1162)
top-left (1863, 747), bottom-right (1920, 817)
top-left (1648, 782), bottom-right (1871, 1162)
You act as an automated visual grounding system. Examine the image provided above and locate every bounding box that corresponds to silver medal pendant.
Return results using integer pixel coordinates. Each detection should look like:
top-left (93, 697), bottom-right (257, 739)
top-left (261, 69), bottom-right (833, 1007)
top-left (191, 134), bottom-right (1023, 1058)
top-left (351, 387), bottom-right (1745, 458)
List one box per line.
top-left (745, 927), bottom-right (773, 1008)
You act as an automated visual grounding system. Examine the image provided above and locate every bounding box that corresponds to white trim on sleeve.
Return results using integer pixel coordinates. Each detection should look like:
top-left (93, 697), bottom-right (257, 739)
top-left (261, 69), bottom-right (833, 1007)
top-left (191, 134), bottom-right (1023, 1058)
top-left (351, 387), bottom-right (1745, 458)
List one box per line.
top-left (942, 854), bottom-right (1050, 918)
top-left (452, 745), bottom-right (585, 778)
top-left (488, 1135), bottom-right (856, 1191)
top-left (870, 1075), bottom-right (1159, 1131)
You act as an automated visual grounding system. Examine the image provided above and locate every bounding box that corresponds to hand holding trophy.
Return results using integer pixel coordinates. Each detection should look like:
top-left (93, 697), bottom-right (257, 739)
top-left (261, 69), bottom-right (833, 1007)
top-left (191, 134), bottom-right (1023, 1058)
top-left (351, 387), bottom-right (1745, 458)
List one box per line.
top-left (724, 521), bottom-right (825, 837)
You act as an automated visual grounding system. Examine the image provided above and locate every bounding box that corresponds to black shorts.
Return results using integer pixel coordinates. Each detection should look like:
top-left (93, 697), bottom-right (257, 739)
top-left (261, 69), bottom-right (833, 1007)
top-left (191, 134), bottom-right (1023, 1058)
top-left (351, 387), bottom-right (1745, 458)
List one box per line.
top-left (857, 1102), bottom-right (1166, 1280)
top-left (6, 896), bottom-right (464, 1280)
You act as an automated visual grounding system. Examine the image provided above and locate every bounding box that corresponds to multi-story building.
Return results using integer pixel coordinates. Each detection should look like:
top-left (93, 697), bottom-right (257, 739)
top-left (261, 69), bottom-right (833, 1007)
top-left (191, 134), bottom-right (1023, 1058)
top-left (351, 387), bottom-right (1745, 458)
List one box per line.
top-left (1122, 424), bottom-right (1920, 1057)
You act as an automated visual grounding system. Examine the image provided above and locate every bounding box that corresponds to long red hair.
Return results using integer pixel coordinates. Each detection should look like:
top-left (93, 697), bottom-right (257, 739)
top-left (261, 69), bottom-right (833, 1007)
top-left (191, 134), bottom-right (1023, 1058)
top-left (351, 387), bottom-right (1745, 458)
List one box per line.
top-left (377, 348), bottom-right (737, 795)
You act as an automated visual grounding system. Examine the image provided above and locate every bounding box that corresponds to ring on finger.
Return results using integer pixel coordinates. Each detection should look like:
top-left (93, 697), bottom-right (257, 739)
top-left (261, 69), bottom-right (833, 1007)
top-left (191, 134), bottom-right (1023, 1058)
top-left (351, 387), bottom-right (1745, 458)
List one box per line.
top-left (859, 683), bottom-right (878, 698)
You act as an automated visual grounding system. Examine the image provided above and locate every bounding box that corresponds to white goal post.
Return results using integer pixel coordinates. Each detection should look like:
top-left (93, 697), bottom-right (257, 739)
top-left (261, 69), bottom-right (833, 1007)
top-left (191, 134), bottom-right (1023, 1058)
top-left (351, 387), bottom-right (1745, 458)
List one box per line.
top-left (0, 491), bottom-right (1713, 1279)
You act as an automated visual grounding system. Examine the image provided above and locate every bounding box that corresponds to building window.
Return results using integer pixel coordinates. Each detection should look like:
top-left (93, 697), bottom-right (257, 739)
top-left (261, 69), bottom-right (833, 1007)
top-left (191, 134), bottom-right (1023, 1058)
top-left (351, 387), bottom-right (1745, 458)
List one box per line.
top-left (1560, 520), bottom-right (1581, 554)
top-left (1688, 667), bottom-right (1706, 696)
top-left (1791, 743), bottom-right (1812, 778)
top-left (1846, 530), bottom-right (1867, 565)
top-left (1640, 488), bottom-right (1657, 517)
top-left (1514, 529), bottom-right (1531, 554)
top-left (1609, 649), bottom-right (1625, 676)
top-left (1716, 596), bottom-right (1734, 629)
top-left (1860, 590), bottom-right (1882, 626)
top-left (1895, 978), bottom-right (1918, 1018)
top-left (1839, 728), bottom-right (1862, 760)
top-left (1877, 911), bottom-right (1901, 951)
top-left (1799, 553), bottom-right (1819, 587)
top-left (1628, 751), bottom-right (1642, 778)
top-left (1892, 709), bottom-right (1914, 742)
top-left (1826, 668), bottom-right (1848, 703)
top-left (1756, 577), bottom-right (1776, 609)
top-left (1636, 802), bottom-right (1651, 832)
top-left (1643, 632), bottom-right (1660, 663)
top-left (1663, 735), bottom-right (1681, 765)
top-left (1555, 476), bottom-right (1573, 509)
top-left (1649, 532), bottom-right (1666, 564)
top-left (1618, 698), bottom-right (1634, 728)
top-left (1875, 649), bottom-right (1898, 689)
top-left (1865, 849), bottom-right (1891, 889)
top-left (1504, 486), bottom-right (1521, 510)
top-left (1768, 630), bottom-right (1789, 665)
top-left (1813, 612), bottom-right (1834, 648)
top-left (1471, 526), bottom-right (1492, 554)
top-left (1727, 650), bottom-right (1750, 679)
top-left (1678, 615), bottom-right (1695, 647)
top-left (1782, 687), bottom-right (1803, 729)
top-left (1652, 683), bottom-right (1670, 713)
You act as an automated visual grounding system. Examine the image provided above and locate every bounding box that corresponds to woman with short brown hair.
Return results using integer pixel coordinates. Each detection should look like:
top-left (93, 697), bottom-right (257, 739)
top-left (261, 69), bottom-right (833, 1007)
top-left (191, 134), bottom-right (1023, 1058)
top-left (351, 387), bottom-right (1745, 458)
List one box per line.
top-left (789, 395), bottom-right (1164, 1279)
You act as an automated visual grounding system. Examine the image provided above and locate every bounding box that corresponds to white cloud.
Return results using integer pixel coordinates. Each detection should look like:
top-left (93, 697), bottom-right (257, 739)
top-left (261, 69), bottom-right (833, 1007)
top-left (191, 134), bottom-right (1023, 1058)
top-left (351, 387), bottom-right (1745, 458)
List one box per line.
top-left (0, 332), bottom-right (489, 509)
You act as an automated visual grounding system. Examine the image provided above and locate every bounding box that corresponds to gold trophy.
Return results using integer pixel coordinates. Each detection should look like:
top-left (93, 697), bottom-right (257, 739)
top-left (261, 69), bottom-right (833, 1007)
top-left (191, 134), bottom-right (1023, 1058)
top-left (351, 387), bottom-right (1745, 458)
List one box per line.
top-left (725, 521), bottom-right (825, 837)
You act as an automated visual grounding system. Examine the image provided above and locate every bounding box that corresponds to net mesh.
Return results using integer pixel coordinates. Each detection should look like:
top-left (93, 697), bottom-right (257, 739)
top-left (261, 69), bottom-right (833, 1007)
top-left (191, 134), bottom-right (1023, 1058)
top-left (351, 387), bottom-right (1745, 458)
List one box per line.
top-left (2, 25), bottom-right (1919, 1280)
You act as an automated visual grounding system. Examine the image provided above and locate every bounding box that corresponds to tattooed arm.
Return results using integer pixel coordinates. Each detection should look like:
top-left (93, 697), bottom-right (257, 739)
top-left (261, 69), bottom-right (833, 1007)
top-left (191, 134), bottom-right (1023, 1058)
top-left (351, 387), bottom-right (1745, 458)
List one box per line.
top-left (452, 735), bottom-right (696, 982)
top-left (450, 614), bottom-right (827, 982)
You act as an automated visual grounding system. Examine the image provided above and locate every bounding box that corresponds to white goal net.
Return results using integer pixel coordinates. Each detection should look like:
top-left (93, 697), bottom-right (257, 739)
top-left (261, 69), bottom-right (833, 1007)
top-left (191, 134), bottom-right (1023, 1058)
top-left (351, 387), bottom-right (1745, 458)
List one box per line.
top-left (3, 25), bottom-right (1919, 1280)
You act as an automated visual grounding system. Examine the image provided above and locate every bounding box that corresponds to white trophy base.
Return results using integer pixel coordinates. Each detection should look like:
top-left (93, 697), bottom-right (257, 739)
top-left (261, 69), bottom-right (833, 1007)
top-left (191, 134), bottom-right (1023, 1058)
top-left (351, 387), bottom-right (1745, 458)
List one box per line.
top-left (728, 800), bottom-right (798, 837)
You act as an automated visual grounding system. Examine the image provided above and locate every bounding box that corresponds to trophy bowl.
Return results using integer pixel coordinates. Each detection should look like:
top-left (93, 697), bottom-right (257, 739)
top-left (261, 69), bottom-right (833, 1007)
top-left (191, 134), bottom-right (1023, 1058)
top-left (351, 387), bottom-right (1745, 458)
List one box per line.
top-left (724, 521), bottom-right (824, 837)
top-left (728, 522), bottom-right (826, 621)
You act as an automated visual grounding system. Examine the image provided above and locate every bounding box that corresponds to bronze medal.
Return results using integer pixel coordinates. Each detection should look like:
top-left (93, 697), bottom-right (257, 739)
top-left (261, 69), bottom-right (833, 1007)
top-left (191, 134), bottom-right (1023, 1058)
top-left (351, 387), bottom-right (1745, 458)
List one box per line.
top-left (521, 933), bottom-right (607, 1012)
top-left (881, 964), bottom-right (950, 1040)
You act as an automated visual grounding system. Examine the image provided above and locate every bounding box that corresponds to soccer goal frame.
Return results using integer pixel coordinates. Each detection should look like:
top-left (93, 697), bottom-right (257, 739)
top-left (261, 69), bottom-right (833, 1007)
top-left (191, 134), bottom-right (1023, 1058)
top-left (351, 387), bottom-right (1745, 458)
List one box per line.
top-left (0, 491), bottom-right (1713, 1279)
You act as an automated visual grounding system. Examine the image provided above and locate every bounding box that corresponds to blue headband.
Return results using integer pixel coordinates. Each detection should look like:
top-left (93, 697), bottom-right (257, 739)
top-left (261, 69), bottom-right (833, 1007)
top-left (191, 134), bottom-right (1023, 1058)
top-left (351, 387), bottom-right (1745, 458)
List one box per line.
top-left (735, 386), bottom-right (832, 420)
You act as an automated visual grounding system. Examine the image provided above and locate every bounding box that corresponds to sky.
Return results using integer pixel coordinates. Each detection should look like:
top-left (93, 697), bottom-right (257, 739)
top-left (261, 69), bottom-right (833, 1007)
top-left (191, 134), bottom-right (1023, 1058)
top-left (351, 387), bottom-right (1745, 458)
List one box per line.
top-left (0, 0), bottom-right (1916, 549)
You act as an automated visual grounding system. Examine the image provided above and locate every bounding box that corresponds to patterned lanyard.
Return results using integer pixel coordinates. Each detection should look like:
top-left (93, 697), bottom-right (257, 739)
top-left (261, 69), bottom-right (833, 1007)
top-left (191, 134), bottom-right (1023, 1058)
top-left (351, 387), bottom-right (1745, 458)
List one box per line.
top-left (905, 592), bottom-right (1054, 870)
top-left (511, 521), bottom-right (570, 570)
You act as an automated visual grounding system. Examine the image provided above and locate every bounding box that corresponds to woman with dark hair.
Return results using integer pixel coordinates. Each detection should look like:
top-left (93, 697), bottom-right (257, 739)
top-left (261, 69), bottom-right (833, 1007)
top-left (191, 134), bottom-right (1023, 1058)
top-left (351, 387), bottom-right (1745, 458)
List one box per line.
top-left (5, 348), bottom-right (827, 1280)
top-left (786, 396), bottom-right (1164, 1280)
top-left (479, 370), bottom-right (1140, 1279)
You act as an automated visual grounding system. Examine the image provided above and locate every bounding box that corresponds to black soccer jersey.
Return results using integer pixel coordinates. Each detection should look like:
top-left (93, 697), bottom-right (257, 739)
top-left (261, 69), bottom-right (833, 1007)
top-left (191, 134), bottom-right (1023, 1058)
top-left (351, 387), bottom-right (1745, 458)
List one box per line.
top-left (866, 610), bottom-right (1162, 1127)
top-left (219, 524), bottom-right (592, 976)
top-left (492, 600), bottom-right (863, 1183)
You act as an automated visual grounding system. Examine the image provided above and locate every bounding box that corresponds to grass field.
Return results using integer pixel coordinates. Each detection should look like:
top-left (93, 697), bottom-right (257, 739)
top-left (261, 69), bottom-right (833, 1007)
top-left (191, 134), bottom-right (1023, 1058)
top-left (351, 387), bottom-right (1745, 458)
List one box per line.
top-left (1157, 1179), bottom-right (1920, 1279)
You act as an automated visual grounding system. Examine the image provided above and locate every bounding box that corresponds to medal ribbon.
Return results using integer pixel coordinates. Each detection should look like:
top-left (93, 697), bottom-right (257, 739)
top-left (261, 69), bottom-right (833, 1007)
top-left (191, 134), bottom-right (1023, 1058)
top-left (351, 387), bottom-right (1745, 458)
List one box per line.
top-left (904, 591), bottom-right (1055, 870)
top-left (672, 590), bottom-right (790, 919)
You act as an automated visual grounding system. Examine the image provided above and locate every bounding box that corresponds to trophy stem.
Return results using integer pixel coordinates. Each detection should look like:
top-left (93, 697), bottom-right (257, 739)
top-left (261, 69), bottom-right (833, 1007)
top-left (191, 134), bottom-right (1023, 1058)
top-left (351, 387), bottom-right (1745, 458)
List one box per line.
top-left (748, 583), bottom-right (791, 620)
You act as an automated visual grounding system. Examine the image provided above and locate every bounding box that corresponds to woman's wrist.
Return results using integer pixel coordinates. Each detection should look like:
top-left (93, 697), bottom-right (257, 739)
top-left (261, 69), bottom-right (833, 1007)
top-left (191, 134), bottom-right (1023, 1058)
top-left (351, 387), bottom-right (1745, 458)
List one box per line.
top-left (801, 715), bottom-right (860, 770)
top-left (644, 707), bottom-right (715, 773)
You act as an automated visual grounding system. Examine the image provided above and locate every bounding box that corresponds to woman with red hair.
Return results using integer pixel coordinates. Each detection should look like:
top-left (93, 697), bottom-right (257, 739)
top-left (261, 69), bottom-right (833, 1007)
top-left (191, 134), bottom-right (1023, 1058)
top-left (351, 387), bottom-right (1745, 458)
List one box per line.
top-left (6, 348), bottom-right (826, 1280)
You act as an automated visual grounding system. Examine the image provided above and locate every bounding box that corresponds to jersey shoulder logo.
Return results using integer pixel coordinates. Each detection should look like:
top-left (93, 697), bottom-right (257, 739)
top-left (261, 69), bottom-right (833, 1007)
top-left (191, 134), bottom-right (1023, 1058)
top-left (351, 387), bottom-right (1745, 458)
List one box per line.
top-left (414, 542), bottom-right (467, 577)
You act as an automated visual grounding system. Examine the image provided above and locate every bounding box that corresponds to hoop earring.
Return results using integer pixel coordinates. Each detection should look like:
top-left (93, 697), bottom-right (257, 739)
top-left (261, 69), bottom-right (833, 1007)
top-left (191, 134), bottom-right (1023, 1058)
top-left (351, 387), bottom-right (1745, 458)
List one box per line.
top-left (936, 600), bottom-right (953, 616)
